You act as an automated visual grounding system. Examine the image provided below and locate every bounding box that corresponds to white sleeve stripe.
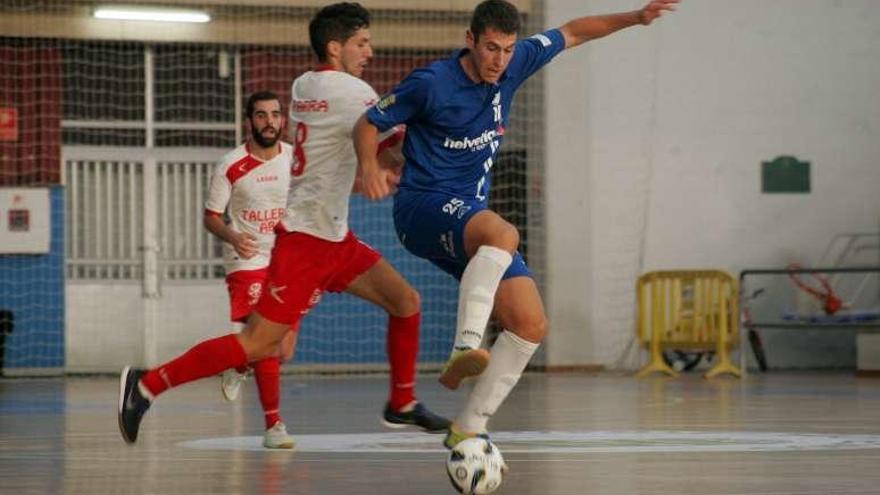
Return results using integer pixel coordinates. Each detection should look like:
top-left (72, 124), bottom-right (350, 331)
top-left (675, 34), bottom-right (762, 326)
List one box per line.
top-left (530, 33), bottom-right (552, 47)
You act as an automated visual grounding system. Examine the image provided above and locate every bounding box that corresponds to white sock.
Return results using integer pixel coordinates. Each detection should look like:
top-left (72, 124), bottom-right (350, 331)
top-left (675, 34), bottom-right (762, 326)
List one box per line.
top-left (455, 330), bottom-right (539, 433)
top-left (453, 246), bottom-right (513, 353)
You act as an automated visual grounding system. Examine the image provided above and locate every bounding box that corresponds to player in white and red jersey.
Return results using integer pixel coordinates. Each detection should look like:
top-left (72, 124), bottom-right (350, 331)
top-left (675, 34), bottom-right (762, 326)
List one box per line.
top-left (118, 3), bottom-right (449, 446)
top-left (201, 90), bottom-right (298, 449)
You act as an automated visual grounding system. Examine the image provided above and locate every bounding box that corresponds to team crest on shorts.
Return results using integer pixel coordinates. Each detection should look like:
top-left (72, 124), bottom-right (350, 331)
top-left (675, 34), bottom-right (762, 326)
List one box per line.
top-left (268, 284), bottom-right (286, 303)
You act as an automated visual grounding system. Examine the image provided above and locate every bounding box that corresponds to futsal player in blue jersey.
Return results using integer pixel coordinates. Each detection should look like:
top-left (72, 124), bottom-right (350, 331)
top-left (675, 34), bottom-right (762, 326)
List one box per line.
top-left (353, 0), bottom-right (678, 448)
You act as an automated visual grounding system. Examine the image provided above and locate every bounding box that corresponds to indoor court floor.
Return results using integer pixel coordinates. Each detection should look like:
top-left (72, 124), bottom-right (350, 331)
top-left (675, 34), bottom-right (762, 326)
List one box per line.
top-left (2, 371), bottom-right (880, 494)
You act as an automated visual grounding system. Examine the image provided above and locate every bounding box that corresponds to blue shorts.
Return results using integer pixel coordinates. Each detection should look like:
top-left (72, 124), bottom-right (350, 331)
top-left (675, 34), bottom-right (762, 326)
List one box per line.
top-left (393, 189), bottom-right (531, 281)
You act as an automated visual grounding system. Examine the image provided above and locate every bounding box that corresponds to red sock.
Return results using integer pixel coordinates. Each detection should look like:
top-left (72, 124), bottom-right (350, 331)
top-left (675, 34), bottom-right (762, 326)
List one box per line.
top-left (140, 334), bottom-right (247, 398)
top-left (387, 313), bottom-right (419, 410)
top-left (253, 357), bottom-right (282, 429)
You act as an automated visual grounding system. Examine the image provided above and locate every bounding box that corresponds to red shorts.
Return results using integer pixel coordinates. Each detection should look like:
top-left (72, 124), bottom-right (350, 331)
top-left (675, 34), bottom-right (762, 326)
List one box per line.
top-left (225, 268), bottom-right (269, 323)
top-left (255, 231), bottom-right (381, 325)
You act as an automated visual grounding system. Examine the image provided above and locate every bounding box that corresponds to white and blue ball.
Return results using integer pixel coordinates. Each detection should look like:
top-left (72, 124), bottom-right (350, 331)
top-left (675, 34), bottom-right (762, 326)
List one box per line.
top-left (445, 437), bottom-right (505, 494)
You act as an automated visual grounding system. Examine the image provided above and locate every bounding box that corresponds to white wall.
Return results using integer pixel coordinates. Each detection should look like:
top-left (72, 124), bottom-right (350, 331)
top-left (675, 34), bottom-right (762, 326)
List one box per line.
top-left (544, 0), bottom-right (880, 368)
top-left (66, 282), bottom-right (229, 372)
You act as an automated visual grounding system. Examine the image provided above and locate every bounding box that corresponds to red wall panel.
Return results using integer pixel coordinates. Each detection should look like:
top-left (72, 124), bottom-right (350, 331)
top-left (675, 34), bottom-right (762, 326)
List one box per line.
top-left (0, 48), bottom-right (62, 186)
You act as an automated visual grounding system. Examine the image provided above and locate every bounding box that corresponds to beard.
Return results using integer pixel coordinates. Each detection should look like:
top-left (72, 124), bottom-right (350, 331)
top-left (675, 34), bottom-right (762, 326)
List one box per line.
top-left (252, 125), bottom-right (280, 148)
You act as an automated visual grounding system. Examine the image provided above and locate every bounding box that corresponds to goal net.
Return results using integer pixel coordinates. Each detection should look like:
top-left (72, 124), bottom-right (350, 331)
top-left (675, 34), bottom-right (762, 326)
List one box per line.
top-left (0, 0), bottom-right (546, 374)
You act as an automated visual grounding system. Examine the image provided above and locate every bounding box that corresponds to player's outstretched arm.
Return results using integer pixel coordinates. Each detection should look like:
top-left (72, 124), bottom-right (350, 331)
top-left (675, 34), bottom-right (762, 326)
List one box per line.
top-left (353, 114), bottom-right (392, 201)
top-left (559, 0), bottom-right (679, 49)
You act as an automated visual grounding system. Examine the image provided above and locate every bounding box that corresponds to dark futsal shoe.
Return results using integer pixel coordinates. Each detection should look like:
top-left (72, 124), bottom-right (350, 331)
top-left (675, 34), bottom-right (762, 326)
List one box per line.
top-left (118, 366), bottom-right (151, 444)
top-left (382, 401), bottom-right (451, 433)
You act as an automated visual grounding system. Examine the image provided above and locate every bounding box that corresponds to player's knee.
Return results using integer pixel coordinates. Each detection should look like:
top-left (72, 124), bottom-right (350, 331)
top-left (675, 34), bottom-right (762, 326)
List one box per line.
top-left (281, 346), bottom-right (295, 362)
top-left (510, 313), bottom-right (547, 343)
top-left (240, 320), bottom-right (287, 359)
top-left (491, 222), bottom-right (519, 253)
top-left (280, 330), bottom-right (297, 362)
top-left (237, 333), bottom-right (266, 360)
top-left (391, 286), bottom-right (421, 317)
top-left (469, 215), bottom-right (519, 254)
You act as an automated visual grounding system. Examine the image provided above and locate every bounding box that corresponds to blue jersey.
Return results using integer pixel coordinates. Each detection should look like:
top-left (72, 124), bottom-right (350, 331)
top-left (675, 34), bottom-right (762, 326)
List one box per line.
top-left (366, 29), bottom-right (566, 204)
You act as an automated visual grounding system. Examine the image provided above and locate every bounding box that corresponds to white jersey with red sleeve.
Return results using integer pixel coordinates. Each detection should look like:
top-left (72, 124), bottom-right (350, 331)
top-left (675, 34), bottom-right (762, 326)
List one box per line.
top-left (280, 69), bottom-right (398, 241)
top-left (204, 142), bottom-right (293, 273)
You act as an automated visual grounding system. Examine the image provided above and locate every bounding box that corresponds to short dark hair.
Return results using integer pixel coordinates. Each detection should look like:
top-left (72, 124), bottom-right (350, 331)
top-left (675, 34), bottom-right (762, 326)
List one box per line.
top-left (245, 90), bottom-right (280, 120)
top-left (309, 2), bottom-right (371, 62)
top-left (470, 0), bottom-right (521, 41)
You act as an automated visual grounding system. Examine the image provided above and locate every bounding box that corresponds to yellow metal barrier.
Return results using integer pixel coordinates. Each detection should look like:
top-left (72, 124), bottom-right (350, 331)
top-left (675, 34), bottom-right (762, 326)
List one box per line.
top-left (636, 270), bottom-right (741, 379)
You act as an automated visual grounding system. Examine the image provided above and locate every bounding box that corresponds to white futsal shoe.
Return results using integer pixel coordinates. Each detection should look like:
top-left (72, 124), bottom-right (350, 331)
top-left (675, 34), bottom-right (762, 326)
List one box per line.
top-left (263, 421), bottom-right (295, 449)
top-left (220, 369), bottom-right (248, 402)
